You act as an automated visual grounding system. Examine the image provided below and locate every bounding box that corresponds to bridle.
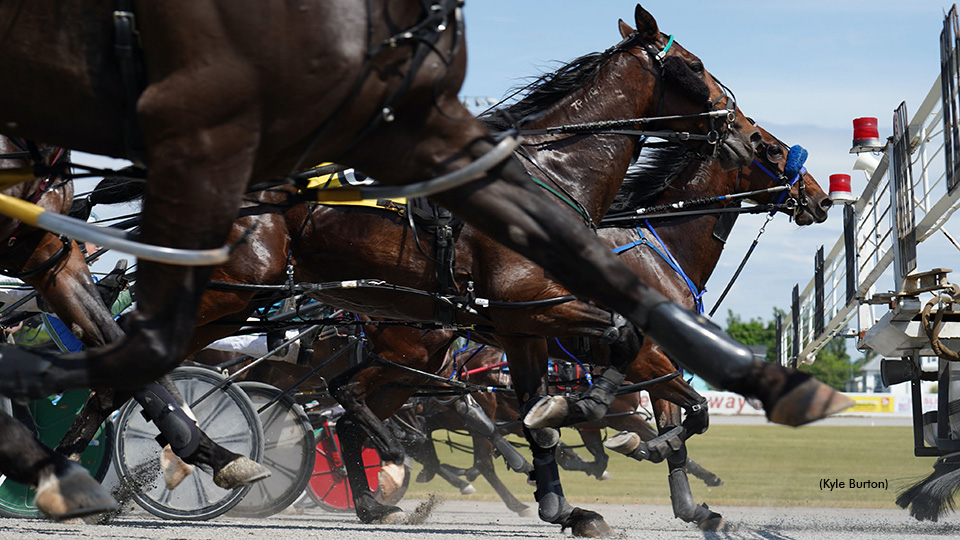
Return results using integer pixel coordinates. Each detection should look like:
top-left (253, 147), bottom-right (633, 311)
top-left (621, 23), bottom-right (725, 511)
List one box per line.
top-left (748, 134), bottom-right (810, 221)
top-left (515, 32), bottom-right (738, 162)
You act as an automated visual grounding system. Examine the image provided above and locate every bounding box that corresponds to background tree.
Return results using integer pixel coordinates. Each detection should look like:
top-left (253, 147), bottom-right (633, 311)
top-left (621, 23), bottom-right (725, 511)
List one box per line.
top-left (724, 309), bottom-right (859, 391)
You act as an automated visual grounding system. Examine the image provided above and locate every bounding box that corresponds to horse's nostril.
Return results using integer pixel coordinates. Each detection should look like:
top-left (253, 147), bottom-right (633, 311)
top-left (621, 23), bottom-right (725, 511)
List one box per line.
top-left (750, 131), bottom-right (762, 150)
top-left (820, 198), bottom-right (834, 210)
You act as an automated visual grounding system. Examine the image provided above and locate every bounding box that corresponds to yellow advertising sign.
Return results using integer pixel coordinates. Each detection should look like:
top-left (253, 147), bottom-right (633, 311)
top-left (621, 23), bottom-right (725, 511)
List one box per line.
top-left (846, 395), bottom-right (895, 413)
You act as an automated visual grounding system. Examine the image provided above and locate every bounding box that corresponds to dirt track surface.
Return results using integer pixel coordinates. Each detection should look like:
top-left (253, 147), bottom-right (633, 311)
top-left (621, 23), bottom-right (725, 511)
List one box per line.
top-left (1, 500), bottom-right (959, 540)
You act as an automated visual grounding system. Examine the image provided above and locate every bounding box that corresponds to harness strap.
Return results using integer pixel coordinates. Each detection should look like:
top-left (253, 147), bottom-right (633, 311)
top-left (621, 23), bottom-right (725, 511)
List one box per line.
top-left (113, 0), bottom-right (147, 166)
top-left (0, 235), bottom-right (72, 280)
top-left (612, 222), bottom-right (704, 314)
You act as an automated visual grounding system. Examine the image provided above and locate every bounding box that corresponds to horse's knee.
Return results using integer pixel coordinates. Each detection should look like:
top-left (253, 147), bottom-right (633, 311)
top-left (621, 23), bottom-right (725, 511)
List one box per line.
top-left (602, 317), bottom-right (643, 370)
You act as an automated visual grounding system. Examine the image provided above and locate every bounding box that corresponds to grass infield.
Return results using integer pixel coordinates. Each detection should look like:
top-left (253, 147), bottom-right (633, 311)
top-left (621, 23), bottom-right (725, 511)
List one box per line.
top-left (402, 424), bottom-right (936, 508)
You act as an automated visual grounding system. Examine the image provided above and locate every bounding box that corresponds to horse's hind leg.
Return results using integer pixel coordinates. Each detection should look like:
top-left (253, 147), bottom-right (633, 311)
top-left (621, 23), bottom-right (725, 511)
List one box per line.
top-left (402, 431), bottom-right (476, 493)
top-left (328, 371), bottom-right (407, 523)
top-left (0, 410), bottom-right (116, 520)
top-left (555, 426), bottom-right (610, 481)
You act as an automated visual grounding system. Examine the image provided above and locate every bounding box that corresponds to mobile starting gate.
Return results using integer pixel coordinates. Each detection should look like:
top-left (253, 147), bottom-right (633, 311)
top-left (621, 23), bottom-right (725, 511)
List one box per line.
top-left (779, 6), bottom-right (960, 457)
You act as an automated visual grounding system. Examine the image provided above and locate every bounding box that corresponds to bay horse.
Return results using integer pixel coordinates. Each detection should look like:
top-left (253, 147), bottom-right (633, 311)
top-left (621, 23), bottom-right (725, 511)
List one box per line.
top-left (0, 137), bottom-right (268, 520)
top-left (432, 123), bottom-right (833, 529)
top-left (0, 3), bottom-right (837, 456)
top-left (316, 121), bottom-right (831, 531)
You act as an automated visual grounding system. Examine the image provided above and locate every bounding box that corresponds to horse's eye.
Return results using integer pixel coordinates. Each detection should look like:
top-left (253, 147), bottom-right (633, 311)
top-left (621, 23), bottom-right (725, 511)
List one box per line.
top-left (766, 146), bottom-right (783, 160)
top-left (690, 61), bottom-right (704, 74)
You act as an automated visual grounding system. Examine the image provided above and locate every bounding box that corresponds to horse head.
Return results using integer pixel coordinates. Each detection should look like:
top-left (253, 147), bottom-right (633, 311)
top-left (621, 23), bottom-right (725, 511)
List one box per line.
top-left (747, 124), bottom-right (831, 226)
top-left (0, 138), bottom-right (72, 252)
top-left (617, 5), bottom-right (758, 171)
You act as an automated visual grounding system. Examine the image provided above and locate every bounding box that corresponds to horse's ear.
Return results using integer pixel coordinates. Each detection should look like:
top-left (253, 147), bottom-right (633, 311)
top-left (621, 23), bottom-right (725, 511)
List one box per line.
top-left (618, 19), bottom-right (635, 39)
top-left (633, 5), bottom-right (659, 40)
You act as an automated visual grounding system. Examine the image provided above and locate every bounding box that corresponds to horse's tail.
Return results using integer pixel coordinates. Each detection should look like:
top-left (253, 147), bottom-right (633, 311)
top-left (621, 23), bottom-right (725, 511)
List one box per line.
top-left (897, 454), bottom-right (960, 521)
top-left (89, 167), bottom-right (146, 206)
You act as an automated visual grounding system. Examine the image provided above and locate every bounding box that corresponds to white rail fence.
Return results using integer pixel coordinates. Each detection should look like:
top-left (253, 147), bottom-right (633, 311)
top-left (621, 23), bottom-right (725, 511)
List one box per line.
top-left (777, 7), bottom-right (960, 367)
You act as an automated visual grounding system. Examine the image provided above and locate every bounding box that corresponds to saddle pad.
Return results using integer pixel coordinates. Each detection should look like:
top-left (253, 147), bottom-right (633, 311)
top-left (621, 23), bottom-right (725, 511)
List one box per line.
top-left (307, 163), bottom-right (406, 211)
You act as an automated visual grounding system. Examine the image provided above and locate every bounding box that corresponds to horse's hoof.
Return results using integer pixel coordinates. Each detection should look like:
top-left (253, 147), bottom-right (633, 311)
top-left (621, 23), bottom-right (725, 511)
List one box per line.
top-left (767, 376), bottom-right (854, 426)
top-left (460, 484), bottom-right (476, 495)
top-left (160, 445), bottom-right (195, 490)
top-left (568, 508), bottom-right (614, 538)
top-left (523, 396), bottom-right (569, 429)
top-left (517, 506), bottom-right (536, 517)
top-left (213, 456), bottom-right (271, 489)
top-left (377, 509), bottom-right (407, 524)
top-left (377, 461), bottom-right (406, 504)
top-left (598, 471), bottom-right (613, 481)
top-left (528, 427), bottom-right (560, 449)
top-left (415, 468), bottom-right (435, 483)
top-left (704, 476), bottom-right (724, 487)
top-left (699, 513), bottom-right (736, 532)
top-left (34, 463), bottom-right (118, 521)
top-left (604, 431), bottom-right (640, 454)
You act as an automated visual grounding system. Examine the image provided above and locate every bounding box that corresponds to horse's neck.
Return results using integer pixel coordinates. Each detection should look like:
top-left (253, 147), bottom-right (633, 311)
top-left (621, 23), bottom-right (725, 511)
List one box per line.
top-left (519, 61), bottom-right (649, 222)
top-left (644, 160), bottom-right (736, 290)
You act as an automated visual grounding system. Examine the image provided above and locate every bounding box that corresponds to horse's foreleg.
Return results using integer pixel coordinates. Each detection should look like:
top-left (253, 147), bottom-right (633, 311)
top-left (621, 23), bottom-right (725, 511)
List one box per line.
top-left (0, 410), bottom-right (116, 520)
top-left (336, 410), bottom-right (405, 524)
top-left (654, 399), bottom-right (725, 532)
top-left (470, 434), bottom-right (532, 516)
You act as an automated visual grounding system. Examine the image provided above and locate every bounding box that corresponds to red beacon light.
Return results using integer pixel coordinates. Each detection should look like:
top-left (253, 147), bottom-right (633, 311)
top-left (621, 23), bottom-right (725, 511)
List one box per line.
top-left (829, 173), bottom-right (856, 204)
top-left (851, 117), bottom-right (884, 153)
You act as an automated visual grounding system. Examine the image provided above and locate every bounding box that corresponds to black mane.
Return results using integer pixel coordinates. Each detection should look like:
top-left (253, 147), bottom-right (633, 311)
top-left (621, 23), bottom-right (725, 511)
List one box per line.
top-left (606, 145), bottom-right (697, 215)
top-left (480, 36), bottom-right (640, 132)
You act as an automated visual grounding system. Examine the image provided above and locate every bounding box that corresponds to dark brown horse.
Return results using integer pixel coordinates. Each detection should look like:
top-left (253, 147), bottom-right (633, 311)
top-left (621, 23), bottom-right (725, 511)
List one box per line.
top-left (0, 137), bottom-right (269, 519)
top-left (0, 5), bottom-right (847, 467)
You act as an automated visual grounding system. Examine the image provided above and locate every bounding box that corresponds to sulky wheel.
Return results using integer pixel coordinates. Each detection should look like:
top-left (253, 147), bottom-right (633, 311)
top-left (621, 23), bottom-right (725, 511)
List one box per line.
top-left (111, 366), bottom-right (264, 520)
top-left (0, 391), bottom-right (113, 518)
top-left (229, 382), bottom-right (315, 518)
top-left (306, 422), bottom-right (410, 512)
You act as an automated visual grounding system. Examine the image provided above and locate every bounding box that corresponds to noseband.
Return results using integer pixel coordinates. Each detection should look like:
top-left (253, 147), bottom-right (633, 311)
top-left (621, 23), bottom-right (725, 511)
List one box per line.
top-left (750, 143), bottom-right (810, 220)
